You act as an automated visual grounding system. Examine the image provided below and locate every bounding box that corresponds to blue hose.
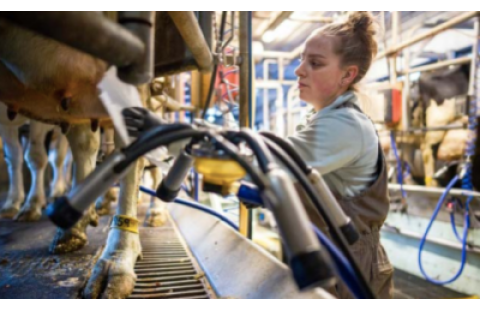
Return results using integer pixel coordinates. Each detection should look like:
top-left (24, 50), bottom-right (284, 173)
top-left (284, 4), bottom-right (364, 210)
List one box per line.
top-left (138, 185), bottom-right (367, 298)
top-left (139, 185), bottom-right (239, 230)
top-left (418, 176), bottom-right (470, 285)
top-left (311, 225), bottom-right (367, 299)
top-left (419, 46), bottom-right (478, 285)
top-left (449, 199), bottom-right (467, 243)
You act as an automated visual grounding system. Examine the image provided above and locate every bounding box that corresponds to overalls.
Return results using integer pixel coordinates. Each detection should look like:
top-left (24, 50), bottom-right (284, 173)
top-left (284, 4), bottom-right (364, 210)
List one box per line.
top-left (300, 101), bottom-right (394, 299)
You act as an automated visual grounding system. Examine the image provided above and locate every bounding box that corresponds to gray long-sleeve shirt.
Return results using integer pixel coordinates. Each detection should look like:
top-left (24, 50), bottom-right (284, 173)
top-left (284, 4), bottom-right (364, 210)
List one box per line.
top-left (287, 91), bottom-right (379, 197)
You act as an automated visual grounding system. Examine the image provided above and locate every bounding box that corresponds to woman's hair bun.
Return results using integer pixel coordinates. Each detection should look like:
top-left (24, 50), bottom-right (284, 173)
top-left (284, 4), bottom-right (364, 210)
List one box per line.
top-left (347, 11), bottom-right (376, 35)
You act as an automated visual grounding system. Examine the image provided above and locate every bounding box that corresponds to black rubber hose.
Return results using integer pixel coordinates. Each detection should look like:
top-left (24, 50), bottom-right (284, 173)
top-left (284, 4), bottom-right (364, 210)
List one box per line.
top-left (261, 138), bottom-right (376, 299)
top-left (116, 129), bottom-right (202, 172)
top-left (118, 128), bottom-right (266, 189)
top-left (229, 129), bottom-right (277, 174)
top-left (260, 131), bottom-right (311, 174)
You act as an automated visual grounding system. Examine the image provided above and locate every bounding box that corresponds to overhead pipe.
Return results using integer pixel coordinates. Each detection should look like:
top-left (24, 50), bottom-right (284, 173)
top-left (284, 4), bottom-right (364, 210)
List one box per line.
top-left (288, 16), bottom-right (334, 23)
top-left (400, 56), bottom-right (472, 75)
top-left (255, 11), bottom-right (293, 38)
top-left (168, 11), bottom-right (213, 72)
top-left (377, 11), bottom-right (480, 60)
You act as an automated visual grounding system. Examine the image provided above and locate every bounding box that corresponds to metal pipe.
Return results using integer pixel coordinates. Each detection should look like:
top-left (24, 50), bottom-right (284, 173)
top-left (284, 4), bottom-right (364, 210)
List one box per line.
top-left (382, 226), bottom-right (480, 255)
top-left (287, 85), bottom-right (300, 135)
top-left (288, 16), bottom-right (334, 23)
top-left (168, 12), bottom-right (213, 72)
top-left (239, 12), bottom-right (250, 128)
top-left (401, 56), bottom-right (472, 74)
top-left (388, 183), bottom-right (480, 199)
top-left (468, 18), bottom-right (480, 97)
top-left (263, 59), bottom-right (277, 130)
top-left (0, 12), bottom-right (145, 68)
top-left (117, 12), bottom-right (155, 84)
top-left (255, 11), bottom-right (293, 37)
top-left (256, 82), bottom-right (284, 133)
top-left (402, 46), bottom-right (412, 130)
top-left (239, 11), bottom-right (253, 239)
top-left (389, 12), bottom-right (399, 85)
top-left (391, 11), bottom-right (399, 49)
top-left (391, 124), bottom-right (467, 133)
top-left (257, 44), bottom-right (304, 60)
top-left (377, 11), bottom-right (480, 60)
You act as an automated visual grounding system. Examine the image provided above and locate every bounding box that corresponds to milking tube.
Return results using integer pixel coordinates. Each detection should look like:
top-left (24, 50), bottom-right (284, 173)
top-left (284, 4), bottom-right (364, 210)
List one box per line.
top-left (47, 124), bottom-right (336, 291)
top-left (259, 132), bottom-right (359, 245)
top-left (47, 124), bottom-right (195, 229)
top-left (246, 135), bottom-right (376, 299)
top-left (156, 144), bottom-right (194, 202)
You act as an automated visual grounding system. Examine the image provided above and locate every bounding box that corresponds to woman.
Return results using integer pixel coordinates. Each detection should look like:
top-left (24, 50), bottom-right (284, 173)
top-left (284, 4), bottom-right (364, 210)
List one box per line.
top-left (287, 11), bottom-right (394, 298)
top-left (122, 11), bottom-right (393, 299)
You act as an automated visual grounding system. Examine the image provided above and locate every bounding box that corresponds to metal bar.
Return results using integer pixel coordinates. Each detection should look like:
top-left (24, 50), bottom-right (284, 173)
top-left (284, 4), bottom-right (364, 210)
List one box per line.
top-left (168, 12), bottom-right (213, 72)
top-left (288, 16), bottom-right (333, 23)
top-left (134, 280), bottom-right (200, 288)
top-left (402, 56), bottom-right (472, 74)
top-left (388, 183), bottom-right (480, 199)
top-left (136, 275), bottom-right (198, 283)
top-left (377, 11), bottom-right (480, 59)
top-left (382, 226), bottom-right (480, 254)
top-left (135, 265), bottom-right (194, 273)
top-left (468, 18), bottom-right (480, 96)
top-left (0, 12), bottom-right (144, 67)
top-left (132, 284), bottom-right (204, 293)
top-left (389, 12), bottom-right (399, 85)
top-left (382, 124), bottom-right (467, 133)
top-left (129, 289), bottom-right (208, 299)
top-left (256, 11), bottom-right (293, 37)
top-left (239, 11), bottom-right (252, 239)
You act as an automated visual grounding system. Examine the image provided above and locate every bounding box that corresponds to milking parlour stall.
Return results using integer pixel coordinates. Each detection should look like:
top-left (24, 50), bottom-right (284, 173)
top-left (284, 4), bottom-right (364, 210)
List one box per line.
top-left (0, 3), bottom-right (479, 302)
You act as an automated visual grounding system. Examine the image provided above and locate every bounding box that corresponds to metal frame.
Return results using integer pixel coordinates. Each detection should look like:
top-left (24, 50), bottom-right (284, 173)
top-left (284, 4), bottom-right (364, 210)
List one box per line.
top-left (239, 11), bottom-right (253, 239)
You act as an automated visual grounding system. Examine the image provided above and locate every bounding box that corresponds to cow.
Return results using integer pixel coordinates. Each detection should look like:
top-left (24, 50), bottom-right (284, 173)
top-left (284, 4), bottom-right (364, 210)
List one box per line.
top-left (394, 63), bottom-right (470, 187)
top-left (0, 16), bottom-right (158, 299)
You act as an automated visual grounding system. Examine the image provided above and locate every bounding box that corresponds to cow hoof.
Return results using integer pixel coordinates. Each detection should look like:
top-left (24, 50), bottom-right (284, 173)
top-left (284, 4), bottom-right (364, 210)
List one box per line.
top-left (144, 204), bottom-right (167, 227)
top-left (95, 189), bottom-right (117, 216)
top-left (49, 209), bottom-right (93, 253)
top-left (95, 198), bottom-right (113, 216)
top-left (0, 201), bottom-right (21, 219)
top-left (83, 228), bottom-right (141, 299)
top-left (14, 201), bottom-right (43, 222)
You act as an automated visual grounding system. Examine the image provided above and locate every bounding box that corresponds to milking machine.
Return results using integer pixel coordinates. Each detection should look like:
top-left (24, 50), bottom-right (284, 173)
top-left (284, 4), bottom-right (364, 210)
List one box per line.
top-left (46, 114), bottom-right (378, 298)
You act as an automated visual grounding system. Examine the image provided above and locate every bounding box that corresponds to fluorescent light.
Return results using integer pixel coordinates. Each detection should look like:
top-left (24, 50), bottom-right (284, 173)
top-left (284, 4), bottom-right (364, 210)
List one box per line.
top-left (253, 41), bottom-right (264, 54)
top-left (262, 30), bottom-right (275, 43)
top-left (273, 21), bottom-right (295, 39)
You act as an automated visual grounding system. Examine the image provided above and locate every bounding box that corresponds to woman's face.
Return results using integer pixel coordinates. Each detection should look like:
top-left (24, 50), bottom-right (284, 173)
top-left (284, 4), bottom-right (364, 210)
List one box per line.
top-left (294, 34), bottom-right (355, 110)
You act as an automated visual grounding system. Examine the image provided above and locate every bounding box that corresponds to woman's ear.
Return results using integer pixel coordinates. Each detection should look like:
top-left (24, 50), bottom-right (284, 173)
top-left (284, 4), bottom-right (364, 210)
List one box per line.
top-left (342, 65), bottom-right (359, 86)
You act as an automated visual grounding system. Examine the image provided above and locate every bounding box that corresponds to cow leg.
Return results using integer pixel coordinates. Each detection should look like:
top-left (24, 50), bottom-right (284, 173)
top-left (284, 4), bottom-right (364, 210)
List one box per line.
top-left (48, 128), bottom-right (69, 200)
top-left (145, 165), bottom-right (167, 227)
top-left (15, 121), bottom-right (52, 221)
top-left (0, 124), bottom-right (25, 219)
top-left (84, 132), bottom-right (143, 299)
top-left (421, 143), bottom-right (438, 187)
top-left (50, 123), bottom-right (100, 253)
top-left (96, 127), bottom-right (117, 216)
top-left (63, 148), bottom-right (73, 189)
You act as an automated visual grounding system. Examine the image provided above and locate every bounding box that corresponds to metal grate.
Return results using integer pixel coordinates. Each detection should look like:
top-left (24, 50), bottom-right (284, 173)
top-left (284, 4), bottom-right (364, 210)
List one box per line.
top-left (128, 221), bottom-right (213, 299)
